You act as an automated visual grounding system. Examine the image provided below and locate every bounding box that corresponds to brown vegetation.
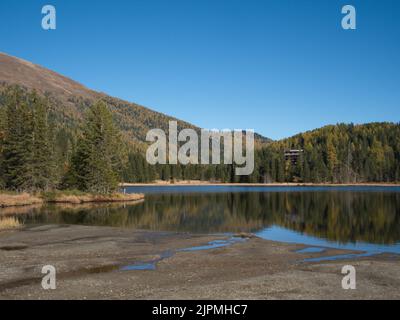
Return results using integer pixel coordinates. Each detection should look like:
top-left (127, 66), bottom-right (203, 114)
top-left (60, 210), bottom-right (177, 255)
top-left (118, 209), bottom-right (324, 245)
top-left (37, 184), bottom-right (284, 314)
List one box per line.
top-left (44, 192), bottom-right (145, 205)
top-left (0, 216), bottom-right (21, 230)
top-left (0, 191), bottom-right (144, 208)
top-left (0, 193), bottom-right (43, 208)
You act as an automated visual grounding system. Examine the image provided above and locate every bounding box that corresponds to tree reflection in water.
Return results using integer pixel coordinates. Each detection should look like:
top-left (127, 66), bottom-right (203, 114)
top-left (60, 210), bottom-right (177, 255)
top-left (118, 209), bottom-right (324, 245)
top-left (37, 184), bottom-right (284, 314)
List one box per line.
top-left (3, 190), bottom-right (400, 245)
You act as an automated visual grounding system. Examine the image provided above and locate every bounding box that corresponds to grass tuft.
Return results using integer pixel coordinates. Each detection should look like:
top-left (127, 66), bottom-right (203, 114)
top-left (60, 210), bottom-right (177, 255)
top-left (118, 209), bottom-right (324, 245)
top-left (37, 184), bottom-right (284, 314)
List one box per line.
top-left (0, 217), bottom-right (22, 230)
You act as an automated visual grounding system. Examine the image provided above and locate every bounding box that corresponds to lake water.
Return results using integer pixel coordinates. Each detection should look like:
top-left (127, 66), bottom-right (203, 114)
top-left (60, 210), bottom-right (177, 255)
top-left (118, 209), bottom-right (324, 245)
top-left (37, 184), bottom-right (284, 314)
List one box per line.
top-left (4, 186), bottom-right (400, 259)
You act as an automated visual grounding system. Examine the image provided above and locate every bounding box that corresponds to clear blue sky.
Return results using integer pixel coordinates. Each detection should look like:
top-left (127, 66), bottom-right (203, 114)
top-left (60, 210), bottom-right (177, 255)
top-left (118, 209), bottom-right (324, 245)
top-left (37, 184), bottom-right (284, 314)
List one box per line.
top-left (0, 0), bottom-right (399, 140)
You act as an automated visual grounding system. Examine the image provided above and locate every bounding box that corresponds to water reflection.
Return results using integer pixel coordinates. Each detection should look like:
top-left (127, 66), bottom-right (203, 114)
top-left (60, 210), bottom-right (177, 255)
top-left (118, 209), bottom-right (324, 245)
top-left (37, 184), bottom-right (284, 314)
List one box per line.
top-left (2, 187), bottom-right (400, 247)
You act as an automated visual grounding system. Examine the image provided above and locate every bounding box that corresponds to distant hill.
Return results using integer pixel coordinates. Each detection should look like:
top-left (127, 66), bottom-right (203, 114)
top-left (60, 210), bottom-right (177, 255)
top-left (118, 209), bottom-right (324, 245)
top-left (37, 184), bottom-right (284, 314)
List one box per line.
top-left (0, 52), bottom-right (271, 149)
top-left (257, 122), bottom-right (400, 183)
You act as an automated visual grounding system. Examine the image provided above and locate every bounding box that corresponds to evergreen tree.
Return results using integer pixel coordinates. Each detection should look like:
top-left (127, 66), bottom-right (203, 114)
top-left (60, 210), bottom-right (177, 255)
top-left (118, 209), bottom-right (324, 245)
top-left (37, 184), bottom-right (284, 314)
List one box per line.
top-left (69, 101), bottom-right (126, 193)
top-left (1, 88), bottom-right (56, 191)
top-left (30, 92), bottom-right (56, 190)
top-left (2, 87), bottom-right (35, 191)
top-left (0, 106), bottom-right (6, 189)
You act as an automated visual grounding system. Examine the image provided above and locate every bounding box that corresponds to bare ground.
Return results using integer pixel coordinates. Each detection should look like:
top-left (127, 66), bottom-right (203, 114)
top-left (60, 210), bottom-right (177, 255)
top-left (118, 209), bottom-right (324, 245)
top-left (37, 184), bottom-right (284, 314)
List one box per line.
top-left (0, 225), bottom-right (399, 300)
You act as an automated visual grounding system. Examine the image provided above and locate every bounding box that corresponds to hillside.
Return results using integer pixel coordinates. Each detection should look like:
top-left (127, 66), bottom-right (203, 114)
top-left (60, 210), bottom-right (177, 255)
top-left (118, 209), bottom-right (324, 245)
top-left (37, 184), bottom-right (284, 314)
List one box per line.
top-left (0, 52), bottom-right (271, 149)
top-left (256, 122), bottom-right (400, 183)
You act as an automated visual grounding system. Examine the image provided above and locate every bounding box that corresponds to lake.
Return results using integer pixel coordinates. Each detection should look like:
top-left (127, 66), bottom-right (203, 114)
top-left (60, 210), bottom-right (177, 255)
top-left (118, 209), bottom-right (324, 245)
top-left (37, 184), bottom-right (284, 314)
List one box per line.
top-left (4, 186), bottom-right (400, 259)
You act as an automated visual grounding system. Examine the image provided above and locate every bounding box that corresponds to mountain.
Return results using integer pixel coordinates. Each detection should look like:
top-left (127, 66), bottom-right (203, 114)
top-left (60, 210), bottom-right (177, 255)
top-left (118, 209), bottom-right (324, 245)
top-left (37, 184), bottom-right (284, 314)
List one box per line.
top-left (0, 52), bottom-right (271, 149)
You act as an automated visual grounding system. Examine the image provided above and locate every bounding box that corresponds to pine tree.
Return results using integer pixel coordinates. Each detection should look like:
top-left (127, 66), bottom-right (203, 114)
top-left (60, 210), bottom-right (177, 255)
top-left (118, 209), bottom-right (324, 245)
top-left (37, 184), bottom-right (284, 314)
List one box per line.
top-left (30, 92), bottom-right (56, 190)
top-left (1, 88), bottom-right (57, 191)
top-left (0, 106), bottom-right (6, 189)
top-left (69, 101), bottom-right (126, 193)
top-left (2, 87), bottom-right (35, 191)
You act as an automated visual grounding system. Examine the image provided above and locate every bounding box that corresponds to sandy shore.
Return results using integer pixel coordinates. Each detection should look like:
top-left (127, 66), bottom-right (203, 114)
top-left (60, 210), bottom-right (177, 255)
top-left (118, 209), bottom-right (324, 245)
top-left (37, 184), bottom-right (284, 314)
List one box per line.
top-left (0, 225), bottom-right (399, 300)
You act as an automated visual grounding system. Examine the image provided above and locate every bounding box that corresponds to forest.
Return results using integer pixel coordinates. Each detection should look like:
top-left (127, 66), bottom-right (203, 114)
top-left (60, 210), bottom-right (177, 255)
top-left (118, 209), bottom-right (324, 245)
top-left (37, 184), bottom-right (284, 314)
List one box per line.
top-left (0, 85), bottom-right (399, 194)
top-left (255, 122), bottom-right (400, 183)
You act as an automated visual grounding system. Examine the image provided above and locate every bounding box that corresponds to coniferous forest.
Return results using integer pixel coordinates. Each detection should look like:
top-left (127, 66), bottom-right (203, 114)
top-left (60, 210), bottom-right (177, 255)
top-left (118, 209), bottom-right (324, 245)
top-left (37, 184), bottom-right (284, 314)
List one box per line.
top-left (0, 85), bottom-right (399, 194)
top-left (254, 123), bottom-right (400, 184)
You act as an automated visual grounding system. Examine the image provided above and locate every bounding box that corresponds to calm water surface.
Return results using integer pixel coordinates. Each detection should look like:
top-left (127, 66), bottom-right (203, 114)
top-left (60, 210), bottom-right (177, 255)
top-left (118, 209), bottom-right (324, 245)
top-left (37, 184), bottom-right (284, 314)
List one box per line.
top-left (3, 186), bottom-right (400, 258)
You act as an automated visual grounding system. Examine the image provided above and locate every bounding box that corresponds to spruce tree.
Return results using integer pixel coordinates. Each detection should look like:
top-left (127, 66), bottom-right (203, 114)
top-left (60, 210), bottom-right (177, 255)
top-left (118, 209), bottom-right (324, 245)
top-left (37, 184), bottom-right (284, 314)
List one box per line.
top-left (0, 106), bottom-right (6, 189)
top-left (1, 88), bottom-right (56, 191)
top-left (30, 91), bottom-right (55, 190)
top-left (69, 101), bottom-right (126, 193)
top-left (2, 87), bottom-right (35, 191)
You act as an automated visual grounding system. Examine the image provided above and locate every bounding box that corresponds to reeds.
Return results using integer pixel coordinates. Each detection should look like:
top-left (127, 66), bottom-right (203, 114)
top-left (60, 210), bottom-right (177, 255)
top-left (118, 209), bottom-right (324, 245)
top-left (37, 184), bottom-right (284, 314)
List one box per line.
top-left (0, 216), bottom-right (22, 230)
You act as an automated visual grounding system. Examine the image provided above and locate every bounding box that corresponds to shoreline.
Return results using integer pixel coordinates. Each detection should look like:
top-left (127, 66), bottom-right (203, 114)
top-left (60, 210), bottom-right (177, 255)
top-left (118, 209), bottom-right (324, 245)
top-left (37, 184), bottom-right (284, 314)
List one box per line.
top-left (0, 225), bottom-right (399, 299)
top-left (121, 181), bottom-right (400, 187)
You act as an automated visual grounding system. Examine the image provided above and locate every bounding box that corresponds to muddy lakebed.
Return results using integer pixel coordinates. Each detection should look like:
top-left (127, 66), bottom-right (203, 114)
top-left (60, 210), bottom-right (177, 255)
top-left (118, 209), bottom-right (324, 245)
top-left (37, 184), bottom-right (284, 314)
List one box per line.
top-left (1, 185), bottom-right (400, 299)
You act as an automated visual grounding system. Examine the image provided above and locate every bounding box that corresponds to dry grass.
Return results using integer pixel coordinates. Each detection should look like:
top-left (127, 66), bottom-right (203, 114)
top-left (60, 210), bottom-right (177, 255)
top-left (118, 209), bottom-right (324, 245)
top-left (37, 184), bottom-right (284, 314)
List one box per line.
top-left (0, 193), bottom-right (43, 208)
top-left (0, 191), bottom-right (144, 208)
top-left (46, 192), bottom-right (145, 204)
top-left (0, 217), bottom-right (22, 230)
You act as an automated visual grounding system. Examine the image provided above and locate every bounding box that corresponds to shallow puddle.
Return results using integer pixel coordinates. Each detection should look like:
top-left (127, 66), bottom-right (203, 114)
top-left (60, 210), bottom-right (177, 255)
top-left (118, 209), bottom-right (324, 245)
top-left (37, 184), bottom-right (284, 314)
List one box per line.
top-left (296, 247), bottom-right (326, 254)
top-left (120, 237), bottom-right (246, 271)
top-left (257, 225), bottom-right (400, 262)
top-left (179, 237), bottom-right (246, 252)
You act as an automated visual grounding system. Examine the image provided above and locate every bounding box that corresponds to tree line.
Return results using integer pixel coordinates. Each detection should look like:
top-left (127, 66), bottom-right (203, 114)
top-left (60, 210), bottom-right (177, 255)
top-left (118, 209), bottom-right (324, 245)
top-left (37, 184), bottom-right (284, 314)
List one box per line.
top-left (0, 86), bottom-right (127, 193)
top-left (134, 122), bottom-right (400, 184)
top-left (1, 86), bottom-right (399, 193)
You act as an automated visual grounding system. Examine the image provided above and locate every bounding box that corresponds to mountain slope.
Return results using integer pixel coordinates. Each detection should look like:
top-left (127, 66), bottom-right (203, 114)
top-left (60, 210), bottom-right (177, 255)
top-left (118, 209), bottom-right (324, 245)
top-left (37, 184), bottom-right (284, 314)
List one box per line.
top-left (257, 122), bottom-right (400, 183)
top-left (0, 52), bottom-right (271, 148)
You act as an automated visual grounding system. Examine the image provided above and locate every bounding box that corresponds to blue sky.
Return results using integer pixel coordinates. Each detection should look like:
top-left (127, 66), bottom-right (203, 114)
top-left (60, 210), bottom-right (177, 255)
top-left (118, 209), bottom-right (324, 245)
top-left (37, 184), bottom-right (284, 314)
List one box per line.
top-left (0, 0), bottom-right (399, 140)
